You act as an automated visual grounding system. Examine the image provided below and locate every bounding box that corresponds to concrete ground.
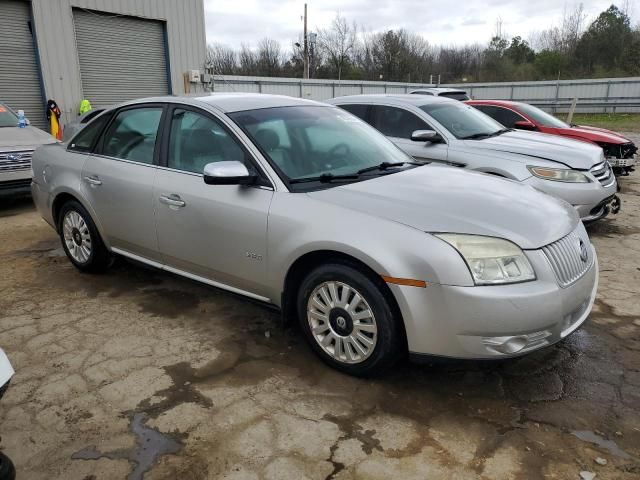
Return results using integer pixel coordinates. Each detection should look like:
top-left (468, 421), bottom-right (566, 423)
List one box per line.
top-left (1, 157), bottom-right (639, 479)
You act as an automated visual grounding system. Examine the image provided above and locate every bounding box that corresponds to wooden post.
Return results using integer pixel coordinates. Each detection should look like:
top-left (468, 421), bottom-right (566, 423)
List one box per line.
top-left (566, 97), bottom-right (578, 125)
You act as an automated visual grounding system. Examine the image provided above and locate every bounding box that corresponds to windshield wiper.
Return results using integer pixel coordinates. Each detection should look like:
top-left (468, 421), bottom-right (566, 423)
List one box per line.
top-left (289, 173), bottom-right (361, 184)
top-left (461, 128), bottom-right (512, 140)
top-left (356, 161), bottom-right (422, 175)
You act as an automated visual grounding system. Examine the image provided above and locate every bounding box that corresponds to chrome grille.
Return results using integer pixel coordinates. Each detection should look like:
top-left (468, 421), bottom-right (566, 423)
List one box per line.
top-left (0, 150), bottom-right (33, 172)
top-left (589, 161), bottom-right (614, 186)
top-left (542, 224), bottom-right (594, 288)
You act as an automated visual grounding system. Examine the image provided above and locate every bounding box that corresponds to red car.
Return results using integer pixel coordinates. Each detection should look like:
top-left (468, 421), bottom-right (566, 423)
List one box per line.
top-left (467, 100), bottom-right (637, 175)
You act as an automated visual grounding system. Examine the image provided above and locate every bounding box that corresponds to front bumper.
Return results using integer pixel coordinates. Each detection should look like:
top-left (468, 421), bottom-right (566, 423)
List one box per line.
top-left (393, 247), bottom-right (598, 359)
top-left (523, 175), bottom-right (617, 223)
top-left (0, 348), bottom-right (14, 400)
top-left (0, 169), bottom-right (32, 197)
top-left (607, 155), bottom-right (636, 168)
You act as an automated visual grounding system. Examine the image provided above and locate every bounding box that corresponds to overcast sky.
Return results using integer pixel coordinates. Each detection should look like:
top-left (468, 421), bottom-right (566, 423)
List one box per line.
top-left (203, 0), bottom-right (638, 51)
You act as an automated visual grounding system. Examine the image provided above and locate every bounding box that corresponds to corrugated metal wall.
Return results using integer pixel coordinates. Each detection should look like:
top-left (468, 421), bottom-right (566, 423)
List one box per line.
top-left (29, 0), bottom-right (206, 125)
top-left (212, 75), bottom-right (640, 113)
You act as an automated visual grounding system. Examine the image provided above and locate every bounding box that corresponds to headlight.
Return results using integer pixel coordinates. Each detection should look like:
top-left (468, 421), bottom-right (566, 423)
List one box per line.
top-left (527, 166), bottom-right (591, 183)
top-left (434, 234), bottom-right (536, 285)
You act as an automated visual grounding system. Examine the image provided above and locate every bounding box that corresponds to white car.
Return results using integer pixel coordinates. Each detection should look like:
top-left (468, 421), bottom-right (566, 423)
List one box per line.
top-left (409, 87), bottom-right (470, 101)
top-left (328, 94), bottom-right (619, 223)
top-left (0, 348), bottom-right (13, 399)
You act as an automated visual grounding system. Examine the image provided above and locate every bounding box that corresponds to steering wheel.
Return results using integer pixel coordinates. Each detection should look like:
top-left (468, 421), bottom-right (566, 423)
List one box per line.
top-left (329, 143), bottom-right (351, 158)
top-left (119, 135), bottom-right (145, 157)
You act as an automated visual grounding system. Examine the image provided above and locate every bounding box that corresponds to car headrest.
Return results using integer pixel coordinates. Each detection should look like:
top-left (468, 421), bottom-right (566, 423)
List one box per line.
top-left (254, 129), bottom-right (280, 151)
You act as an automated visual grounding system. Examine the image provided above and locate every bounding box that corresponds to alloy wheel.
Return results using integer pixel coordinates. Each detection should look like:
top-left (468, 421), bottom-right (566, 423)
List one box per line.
top-left (307, 281), bottom-right (378, 364)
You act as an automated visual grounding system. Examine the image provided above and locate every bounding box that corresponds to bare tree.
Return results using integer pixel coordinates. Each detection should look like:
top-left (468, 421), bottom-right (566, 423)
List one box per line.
top-left (205, 43), bottom-right (237, 75)
top-left (256, 38), bottom-right (283, 76)
top-left (318, 13), bottom-right (357, 80)
top-left (238, 44), bottom-right (257, 75)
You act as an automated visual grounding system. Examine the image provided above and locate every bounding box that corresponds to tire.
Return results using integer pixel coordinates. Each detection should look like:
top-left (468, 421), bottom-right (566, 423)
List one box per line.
top-left (0, 452), bottom-right (16, 480)
top-left (58, 200), bottom-right (111, 273)
top-left (297, 263), bottom-right (402, 376)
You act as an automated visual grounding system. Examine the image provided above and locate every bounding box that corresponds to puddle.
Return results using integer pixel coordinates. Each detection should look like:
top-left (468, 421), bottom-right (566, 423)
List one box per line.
top-left (72, 412), bottom-right (181, 480)
top-left (571, 430), bottom-right (633, 460)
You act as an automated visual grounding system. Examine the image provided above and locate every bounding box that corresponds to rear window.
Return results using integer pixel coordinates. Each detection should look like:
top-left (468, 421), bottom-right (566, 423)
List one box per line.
top-left (439, 91), bottom-right (470, 101)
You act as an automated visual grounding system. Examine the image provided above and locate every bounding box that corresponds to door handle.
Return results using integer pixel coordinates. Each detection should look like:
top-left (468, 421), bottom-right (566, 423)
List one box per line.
top-left (159, 194), bottom-right (186, 208)
top-left (84, 175), bottom-right (102, 186)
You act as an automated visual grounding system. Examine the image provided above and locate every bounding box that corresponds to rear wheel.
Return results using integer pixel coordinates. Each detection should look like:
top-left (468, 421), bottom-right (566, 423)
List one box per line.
top-left (58, 201), bottom-right (111, 273)
top-left (297, 263), bottom-right (402, 376)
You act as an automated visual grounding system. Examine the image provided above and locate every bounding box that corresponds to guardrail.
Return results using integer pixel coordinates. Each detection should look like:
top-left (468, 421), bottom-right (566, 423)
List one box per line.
top-left (211, 75), bottom-right (640, 113)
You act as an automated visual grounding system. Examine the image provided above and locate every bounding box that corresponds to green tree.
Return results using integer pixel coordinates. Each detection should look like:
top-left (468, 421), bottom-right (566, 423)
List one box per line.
top-left (576, 5), bottom-right (633, 74)
top-left (534, 50), bottom-right (565, 78)
top-left (505, 36), bottom-right (535, 64)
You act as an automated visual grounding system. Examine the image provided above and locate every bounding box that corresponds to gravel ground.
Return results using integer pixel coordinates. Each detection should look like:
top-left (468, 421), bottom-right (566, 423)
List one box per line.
top-left (0, 160), bottom-right (639, 479)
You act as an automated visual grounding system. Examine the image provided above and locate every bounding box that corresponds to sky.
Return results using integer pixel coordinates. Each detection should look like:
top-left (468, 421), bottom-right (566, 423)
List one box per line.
top-left (203, 0), bottom-right (638, 51)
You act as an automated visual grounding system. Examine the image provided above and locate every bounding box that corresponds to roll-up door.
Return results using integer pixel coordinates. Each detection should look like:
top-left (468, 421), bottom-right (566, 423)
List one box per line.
top-left (73, 9), bottom-right (170, 107)
top-left (0, 0), bottom-right (46, 128)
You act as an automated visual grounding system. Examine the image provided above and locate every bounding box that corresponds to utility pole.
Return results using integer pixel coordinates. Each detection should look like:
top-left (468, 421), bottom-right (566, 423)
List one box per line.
top-left (303, 3), bottom-right (309, 79)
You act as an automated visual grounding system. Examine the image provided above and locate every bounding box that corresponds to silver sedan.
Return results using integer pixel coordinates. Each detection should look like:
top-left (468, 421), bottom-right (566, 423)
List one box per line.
top-left (31, 94), bottom-right (597, 375)
top-left (327, 95), bottom-right (618, 223)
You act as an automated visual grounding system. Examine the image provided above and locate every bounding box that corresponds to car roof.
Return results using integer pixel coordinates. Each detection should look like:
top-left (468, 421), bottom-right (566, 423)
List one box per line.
top-left (112, 93), bottom-right (327, 114)
top-left (329, 94), bottom-right (457, 107)
top-left (411, 88), bottom-right (467, 94)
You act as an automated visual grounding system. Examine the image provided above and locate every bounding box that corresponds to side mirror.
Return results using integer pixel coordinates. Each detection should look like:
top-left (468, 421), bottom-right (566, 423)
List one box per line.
top-left (513, 120), bottom-right (537, 131)
top-left (203, 161), bottom-right (256, 185)
top-left (411, 129), bottom-right (443, 143)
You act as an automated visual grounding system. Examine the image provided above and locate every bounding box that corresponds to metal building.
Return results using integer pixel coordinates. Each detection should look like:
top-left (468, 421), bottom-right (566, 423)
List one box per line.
top-left (0, 0), bottom-right (206, 129)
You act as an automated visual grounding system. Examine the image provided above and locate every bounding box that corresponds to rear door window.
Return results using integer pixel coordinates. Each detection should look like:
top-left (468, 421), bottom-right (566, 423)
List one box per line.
top-left (474, 105), bottom-right (525, 128)
top-left (338, 104), bottom-right (370, 123)
top-left (372, 105), bottom-right (431, 139)
top-left (100, 107), bottom-right (163, 164)
top-left (68, 113), bottom-right (112, 153)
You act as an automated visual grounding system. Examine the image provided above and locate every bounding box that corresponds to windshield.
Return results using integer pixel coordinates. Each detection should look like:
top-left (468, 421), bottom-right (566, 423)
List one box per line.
top-left (0, 104), bottom-right (18, 128)
top-left (420, 102), bottom-right (505, 139)
top-left (229, 106), bottom-right (413, 188)
top-left (515, 103), bottom-right (568, 128)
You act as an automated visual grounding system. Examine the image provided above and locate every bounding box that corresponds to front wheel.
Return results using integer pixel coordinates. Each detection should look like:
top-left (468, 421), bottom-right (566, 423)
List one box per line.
top-left (297, 263), bottom-right (403, 376)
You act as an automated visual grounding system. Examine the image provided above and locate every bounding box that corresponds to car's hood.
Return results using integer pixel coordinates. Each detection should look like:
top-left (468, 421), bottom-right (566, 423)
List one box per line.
top-left (462, 130), bottom-right (604, 169)
top-left (565, 125), bottom-right (633, 144)
top-left (308, 165), bottom-right (578, 249)
top-left (0, 348), bottom-right (14, 388)
top-left (0, 126), bottom-right (56, 150)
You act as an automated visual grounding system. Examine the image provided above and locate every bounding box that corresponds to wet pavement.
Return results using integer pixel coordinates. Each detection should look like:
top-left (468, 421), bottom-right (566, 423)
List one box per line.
top-left (0, 163), bottom-right (639, 479)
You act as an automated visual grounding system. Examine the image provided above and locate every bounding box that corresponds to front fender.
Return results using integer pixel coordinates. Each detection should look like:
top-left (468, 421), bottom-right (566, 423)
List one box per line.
top-left (265, 193), bottom-right (474, 305)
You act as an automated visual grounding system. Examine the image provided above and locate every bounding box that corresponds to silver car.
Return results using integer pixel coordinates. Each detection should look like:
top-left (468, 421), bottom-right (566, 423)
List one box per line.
top-left (327, 95), bottom-right (618, 222)
top-left (31, 94), bottom-right (598, 375)
top-left (0, 102), bottom-right (56, 197)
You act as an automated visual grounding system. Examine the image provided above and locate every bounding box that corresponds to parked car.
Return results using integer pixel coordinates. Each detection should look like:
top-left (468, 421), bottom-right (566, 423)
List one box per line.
top-left (0, 102), bottom-right (57, 197)
top-left (467, 100), bottom-right (638, 175)
top-left (32, 94), bottom-right (598, 376)
top-left (328, 94), bottom-right (619, 223)
top-left (0, 348), bottom-right (15, 480)
top-left (0, 348), bottom-right (13, 401)
top-left (62, 107), bottom-right (107, 143)
top-left (409, 87), bottom-right (470, 101)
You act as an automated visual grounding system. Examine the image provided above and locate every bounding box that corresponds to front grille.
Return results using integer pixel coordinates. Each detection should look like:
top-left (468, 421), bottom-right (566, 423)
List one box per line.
top-left (0, 149), bottom-right (33, 172)
top-left (0, 178), bottom-right (32, 191)
top-left (589, 161), bottom-right (614, 186)
top-left (542, 224), bottom-right (594, 287)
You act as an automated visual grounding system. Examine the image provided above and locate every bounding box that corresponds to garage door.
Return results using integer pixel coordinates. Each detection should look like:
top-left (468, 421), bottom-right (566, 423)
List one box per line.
top-left (0, 0), bottom-right (46, 128)
top-left (73, 9), bottom-right (169, 108)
